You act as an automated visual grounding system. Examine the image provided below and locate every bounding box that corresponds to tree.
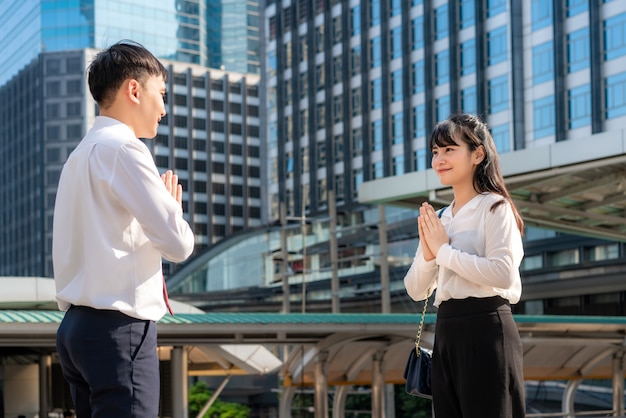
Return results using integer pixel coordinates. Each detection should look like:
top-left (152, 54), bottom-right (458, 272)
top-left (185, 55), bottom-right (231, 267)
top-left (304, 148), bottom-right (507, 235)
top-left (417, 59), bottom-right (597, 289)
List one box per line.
top-left (189, 381), bottom-right (251, 418)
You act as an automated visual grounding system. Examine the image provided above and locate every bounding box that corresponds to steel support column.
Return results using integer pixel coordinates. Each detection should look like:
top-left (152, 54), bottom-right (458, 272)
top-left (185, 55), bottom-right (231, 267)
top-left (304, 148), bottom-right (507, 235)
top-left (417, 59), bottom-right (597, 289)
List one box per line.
top-left (314, 351), bottom-right (329, 418)
top-left (562, 379), bottom-right (581, 418)
top-left (39, 354), bottom-right (51, 418)
top-left (371, 351), bottom-right (385, 418)
top-left (612, 351), bottom-right (625, 416)
top-left (333, 385), bottom-right (350, 418)
top-left (171, 346), bottom-right (189, 418)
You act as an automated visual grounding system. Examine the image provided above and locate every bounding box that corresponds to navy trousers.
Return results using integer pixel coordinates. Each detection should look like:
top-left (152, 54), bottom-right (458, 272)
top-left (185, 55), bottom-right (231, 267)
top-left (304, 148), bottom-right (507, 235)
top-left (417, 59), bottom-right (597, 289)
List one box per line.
top-left (56, 306), bottom-right (160, 418)
top-left (431, 296), bottom-right (526, 418)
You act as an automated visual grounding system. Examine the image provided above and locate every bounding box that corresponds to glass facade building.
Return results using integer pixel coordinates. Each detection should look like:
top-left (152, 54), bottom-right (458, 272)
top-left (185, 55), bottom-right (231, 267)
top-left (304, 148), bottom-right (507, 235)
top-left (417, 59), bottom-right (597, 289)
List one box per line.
top-left (0, 49), bottom-right (262, 277)
top-left (207, 0), bottom-right (262, 74)
top-left (0, 0), bottom-right (261, 85)
top-left (262, 0), bottom-right (626, 220)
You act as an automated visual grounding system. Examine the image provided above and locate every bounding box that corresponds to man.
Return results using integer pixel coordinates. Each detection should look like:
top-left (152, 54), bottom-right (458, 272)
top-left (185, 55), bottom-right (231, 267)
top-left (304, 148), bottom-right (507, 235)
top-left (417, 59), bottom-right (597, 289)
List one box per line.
top-left (53, 40), bottom-right (194, 417)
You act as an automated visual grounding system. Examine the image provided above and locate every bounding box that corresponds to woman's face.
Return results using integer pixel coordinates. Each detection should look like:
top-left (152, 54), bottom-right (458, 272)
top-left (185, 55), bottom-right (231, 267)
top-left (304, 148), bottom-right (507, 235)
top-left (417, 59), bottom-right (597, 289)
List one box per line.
top-left (431, 138), bottom-right (484, 188)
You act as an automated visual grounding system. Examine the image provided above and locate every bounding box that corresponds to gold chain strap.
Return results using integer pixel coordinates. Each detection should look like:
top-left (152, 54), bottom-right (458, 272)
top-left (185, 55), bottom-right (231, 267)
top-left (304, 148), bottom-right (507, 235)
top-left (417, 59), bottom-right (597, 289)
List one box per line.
top-left (414, 288), bottom-right (430, 355)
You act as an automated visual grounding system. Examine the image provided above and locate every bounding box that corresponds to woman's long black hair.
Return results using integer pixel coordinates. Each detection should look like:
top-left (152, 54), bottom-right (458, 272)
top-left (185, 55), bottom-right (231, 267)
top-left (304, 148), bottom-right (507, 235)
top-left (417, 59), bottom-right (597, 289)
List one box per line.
top-left (429, 114), bottom-right (524, 234)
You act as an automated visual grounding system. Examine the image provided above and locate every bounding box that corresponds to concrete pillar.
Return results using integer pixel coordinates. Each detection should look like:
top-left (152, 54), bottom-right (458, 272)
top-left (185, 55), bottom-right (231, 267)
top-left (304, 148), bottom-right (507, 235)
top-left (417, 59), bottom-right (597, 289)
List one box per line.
top-left (171, 346), bottom-right (189, 418)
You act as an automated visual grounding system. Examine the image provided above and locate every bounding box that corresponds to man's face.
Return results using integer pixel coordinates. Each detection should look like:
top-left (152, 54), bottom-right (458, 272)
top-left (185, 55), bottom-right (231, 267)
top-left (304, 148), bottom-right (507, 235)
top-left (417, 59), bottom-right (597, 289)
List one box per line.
top-left (135, 75), bottom-right (167, 139)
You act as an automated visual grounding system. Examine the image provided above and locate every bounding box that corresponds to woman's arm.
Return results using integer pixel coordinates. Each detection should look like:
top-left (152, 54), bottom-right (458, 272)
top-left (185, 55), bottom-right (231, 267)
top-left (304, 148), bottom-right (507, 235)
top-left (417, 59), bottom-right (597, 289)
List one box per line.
top-left (435, 202), bottom-right (523, 289)
top-left (404, 242), bottom-right (439, 301)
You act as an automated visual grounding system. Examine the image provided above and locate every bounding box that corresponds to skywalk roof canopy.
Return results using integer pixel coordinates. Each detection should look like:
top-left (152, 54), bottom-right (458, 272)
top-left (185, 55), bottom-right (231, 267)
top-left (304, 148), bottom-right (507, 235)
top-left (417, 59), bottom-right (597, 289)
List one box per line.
top-left (358, 130), bottom-right (626, 242)
top-left (2, 310), bottom-right (626, 382)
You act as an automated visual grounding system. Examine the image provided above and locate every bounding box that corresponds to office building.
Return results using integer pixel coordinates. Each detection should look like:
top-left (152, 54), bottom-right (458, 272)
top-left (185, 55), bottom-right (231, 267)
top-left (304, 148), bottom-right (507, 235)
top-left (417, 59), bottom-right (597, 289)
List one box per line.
top-left (0, 48), bottom-right (262, 278)
top-left (207, 0), bottom-right (262, 73)
top-left (263, 0), bottom-right (626, 219)
top-left (0, 0), bottom-right (261, 86)
top-left (167, 0), bottom-right (626, 317)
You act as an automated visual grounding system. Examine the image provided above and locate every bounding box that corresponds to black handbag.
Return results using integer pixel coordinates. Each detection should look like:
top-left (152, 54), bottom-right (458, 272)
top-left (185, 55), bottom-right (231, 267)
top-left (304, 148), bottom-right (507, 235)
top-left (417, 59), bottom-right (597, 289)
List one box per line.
top-left (404, 287), bottom-right (433, 399)
top-left (404, 345), bottom-right (432, 399)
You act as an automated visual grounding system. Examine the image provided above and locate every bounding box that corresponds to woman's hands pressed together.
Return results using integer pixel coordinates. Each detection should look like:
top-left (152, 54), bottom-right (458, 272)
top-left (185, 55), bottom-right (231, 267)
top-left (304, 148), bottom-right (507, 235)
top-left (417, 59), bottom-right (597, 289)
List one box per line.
top-left (418, 202), bottom-right (449, 261)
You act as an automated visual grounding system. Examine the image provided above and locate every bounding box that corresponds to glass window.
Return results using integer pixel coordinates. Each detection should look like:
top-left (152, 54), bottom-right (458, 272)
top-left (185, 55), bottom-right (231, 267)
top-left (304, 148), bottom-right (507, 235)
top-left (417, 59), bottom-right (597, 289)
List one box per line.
top-left (521, 254), bottom-right (543, 271)
top-left (371, 36), bottom-right (381, 68)
top-left (414, 148), bottom-right (427, 171)
top-left (373, 161), bottom-right (384, 179)
top-left (392, 112), bottom-right (403, 144)
top-left (412, 16), bottom-right (424, 50)
top-left (548, 249), bottom-right (579, 267)
top-left (568, 84), bottom-right (591, 129)
top-left (531, 0), bottom-right (553, 31)
top-left (435, 5), bottom-right (449, 40)
top-left (370, 0), bottom-right (381, 27)
top-left (351, 87), bottom-right (361, 115)
top-left (352, 128), bottom-right (363, 156)
top-left (414, 104), bottom-right (426, 138)
top-left (490, 124), bottom-right (510, 153)
top-left (462, 86), bottom-right (477, 115)
top-left (487, 0), bottom-right (506, 17)
top-left (585, 244), bottom-right (619, 262)
top-left (392, 69), bottom-right (403, 102)
top-left (391, 0), bottom-right (402, 17)
top-left (351, 6), bottom-right (361, 36)
top-left (604, 12), bottom-right (626, 61)
top-left (393, 155), bottom-right (405, 175)
top-left (568, 28), bottom-right (590, 73)
top-left (461, 39), bottom-right (476, 75)
top-left (391, 27), bottom-right (402, 59)
top-left (372, 120), bottom-right (383, 151)
top-left (534, 96), bottom-right (555, 138)
top-left (413, 60), bottom-right (425, 93)
top-left (436, 51), bottom-right (450, 85)
top-left (352, 168), bottom-right (363, 198)
top-left (606, 72), bottom-right (626, 119)
top-left (371, 78), bottom-right (382, 109)
top-left (567, 0), bottom-right (587, 17)
top-left (489, 74), bottom-right (509, 113)
top-left (460, 0), bottom-right (475, 28)
top-left (437, 95), bottom-right (450, 121)
top-left (488, 26), bottom-right (508, 66)
top-left (351, 45), bottom-right (362, 75)
top-left (533, 41), bottom-right (554, 84)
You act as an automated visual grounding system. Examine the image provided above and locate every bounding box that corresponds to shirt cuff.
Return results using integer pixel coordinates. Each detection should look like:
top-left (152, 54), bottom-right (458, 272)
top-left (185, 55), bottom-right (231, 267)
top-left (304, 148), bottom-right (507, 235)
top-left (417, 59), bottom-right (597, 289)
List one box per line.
top-left (436, 243), bottom-right (452, 266)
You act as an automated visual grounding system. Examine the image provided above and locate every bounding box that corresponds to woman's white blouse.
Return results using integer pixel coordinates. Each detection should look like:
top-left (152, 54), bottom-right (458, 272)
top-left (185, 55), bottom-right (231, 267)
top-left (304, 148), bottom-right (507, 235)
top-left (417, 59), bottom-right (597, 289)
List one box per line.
top-left (403, 193), bottom-right (524, 307)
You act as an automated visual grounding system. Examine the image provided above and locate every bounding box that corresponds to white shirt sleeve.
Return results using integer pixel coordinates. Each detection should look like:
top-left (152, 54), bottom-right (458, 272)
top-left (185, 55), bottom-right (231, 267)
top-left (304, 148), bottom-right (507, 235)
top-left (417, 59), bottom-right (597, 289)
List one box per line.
top-left (436, 201), bottom-right (523, 289)
top-left (403, 241), bottom-right (438, 302)
top-left (110, 141), bottom-right (194, 262)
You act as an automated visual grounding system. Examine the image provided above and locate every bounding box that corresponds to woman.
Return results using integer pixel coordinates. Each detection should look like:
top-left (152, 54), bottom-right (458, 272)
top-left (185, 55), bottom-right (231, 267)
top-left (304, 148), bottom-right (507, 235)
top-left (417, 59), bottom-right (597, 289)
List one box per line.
top-left (404, 114), bottom-right (525, 418)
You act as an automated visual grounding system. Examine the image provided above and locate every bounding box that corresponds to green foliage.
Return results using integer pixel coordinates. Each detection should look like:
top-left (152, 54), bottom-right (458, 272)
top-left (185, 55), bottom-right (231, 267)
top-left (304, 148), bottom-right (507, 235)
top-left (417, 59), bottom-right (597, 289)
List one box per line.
top-left (395, 384), bottom-right (433, 418)
top-left (189, 381), bottom-right (251, 418)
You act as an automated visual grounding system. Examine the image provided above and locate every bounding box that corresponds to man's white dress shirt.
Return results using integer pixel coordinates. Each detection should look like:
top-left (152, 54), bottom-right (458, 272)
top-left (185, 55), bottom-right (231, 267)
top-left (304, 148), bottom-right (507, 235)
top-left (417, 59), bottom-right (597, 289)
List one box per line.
top-left (53, 116), bottom-right (194, 321)
top-left (404, 193), bottom-right (523, 307)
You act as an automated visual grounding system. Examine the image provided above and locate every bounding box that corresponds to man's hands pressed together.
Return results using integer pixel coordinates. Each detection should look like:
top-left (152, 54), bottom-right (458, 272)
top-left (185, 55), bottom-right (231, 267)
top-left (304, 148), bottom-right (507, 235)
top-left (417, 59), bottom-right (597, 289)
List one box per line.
top-left (161, 170), bottom-right (183, 207)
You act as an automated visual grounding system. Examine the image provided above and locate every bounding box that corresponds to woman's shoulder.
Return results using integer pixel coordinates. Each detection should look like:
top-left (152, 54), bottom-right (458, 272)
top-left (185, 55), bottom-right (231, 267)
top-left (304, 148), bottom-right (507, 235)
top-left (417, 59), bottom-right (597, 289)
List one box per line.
top-left (477, 193), bottom-right (511, 212)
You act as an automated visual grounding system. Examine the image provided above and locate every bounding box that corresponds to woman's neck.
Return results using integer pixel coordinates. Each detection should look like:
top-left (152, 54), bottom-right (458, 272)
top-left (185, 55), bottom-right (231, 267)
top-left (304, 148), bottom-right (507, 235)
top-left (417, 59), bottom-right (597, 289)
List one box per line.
top-left (452, 187), bottom-right (480, 214)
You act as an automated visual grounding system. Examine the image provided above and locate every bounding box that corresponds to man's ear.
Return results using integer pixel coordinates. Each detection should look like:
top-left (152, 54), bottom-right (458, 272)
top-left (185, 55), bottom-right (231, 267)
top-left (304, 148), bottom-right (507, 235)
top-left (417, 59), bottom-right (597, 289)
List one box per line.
top-left (126, 79), bottom-right (140, 104)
